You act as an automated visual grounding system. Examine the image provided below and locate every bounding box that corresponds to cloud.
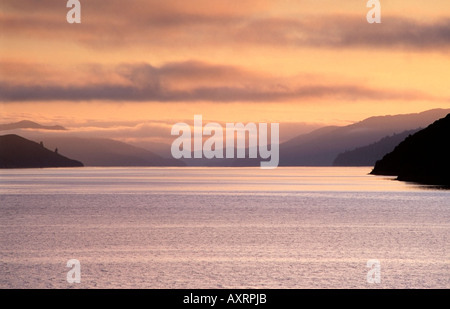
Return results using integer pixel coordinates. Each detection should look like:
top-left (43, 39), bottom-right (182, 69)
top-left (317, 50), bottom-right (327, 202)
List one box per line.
top-left (1, 118), bottom-right (325, 149)
top-left (0, 61), bottom-right (437, 103)
top-left (1, 1), bottom-right (449, 50)
top-left (231, 15), bottom-right (450, 50)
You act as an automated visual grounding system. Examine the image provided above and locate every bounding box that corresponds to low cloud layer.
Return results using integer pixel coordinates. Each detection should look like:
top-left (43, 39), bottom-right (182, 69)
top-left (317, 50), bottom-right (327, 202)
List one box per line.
top-left (1, 119), bottom-right (324, 157)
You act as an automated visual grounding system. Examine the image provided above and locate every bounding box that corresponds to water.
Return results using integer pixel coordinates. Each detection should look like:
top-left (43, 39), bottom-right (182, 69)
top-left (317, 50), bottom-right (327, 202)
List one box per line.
top-left (0, 167), bottom-right (448, 288)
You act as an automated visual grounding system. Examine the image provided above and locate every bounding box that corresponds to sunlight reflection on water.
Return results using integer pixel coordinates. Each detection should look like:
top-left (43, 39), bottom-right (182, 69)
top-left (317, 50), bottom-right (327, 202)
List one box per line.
top-left (0, 167), bottom-right (448, 288)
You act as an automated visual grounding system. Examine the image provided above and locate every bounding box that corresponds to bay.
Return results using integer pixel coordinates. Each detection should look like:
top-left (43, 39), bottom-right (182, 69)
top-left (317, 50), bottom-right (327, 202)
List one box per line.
top-left (0, 167), bottom-right (448, 288)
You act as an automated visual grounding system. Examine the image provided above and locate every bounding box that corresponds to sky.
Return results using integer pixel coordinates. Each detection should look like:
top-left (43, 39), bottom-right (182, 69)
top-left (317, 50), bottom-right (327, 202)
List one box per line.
top-left (1, 0), bottom-right (450, 144)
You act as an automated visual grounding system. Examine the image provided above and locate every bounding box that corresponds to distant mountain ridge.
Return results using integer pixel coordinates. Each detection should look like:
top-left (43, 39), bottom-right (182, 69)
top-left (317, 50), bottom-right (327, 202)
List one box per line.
top-left (3, 108), bottom-right (449, 167)
top-left (0, 134), bottom-right (83, 168)
top-left (371, 114), bottom-right (450, 185)
top-left (180, 109), bottom-right (450, 167)
top-left (333, 128), bottom-right (421, 166)
top-left (0, 120), bottom-right (66, 131)
top-left (29, 136), bottom-right (185, 167)
top-left (278, 108), bottom-right (450, 166)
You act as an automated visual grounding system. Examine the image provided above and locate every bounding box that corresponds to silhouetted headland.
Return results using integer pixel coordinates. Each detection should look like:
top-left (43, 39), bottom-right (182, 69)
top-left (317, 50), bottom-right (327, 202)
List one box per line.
top-left (371, 114), bottom-right (450, 185)
top-left (0, 134), bottom-right (83, 168)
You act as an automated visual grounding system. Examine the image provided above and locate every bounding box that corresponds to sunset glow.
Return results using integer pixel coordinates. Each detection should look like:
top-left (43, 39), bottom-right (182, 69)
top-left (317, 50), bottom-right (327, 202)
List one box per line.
top-left (1, 0), bottom-right (450, 139)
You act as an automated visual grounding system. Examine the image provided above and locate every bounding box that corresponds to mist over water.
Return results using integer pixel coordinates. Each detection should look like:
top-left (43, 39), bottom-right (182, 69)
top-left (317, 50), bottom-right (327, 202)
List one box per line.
top-left (0, 167), bottom-right (448, 288)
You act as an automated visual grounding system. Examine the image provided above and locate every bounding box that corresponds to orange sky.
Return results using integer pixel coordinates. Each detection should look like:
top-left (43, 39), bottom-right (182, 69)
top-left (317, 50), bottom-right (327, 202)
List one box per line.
top-left (1, 0), bottom-right (450, 137)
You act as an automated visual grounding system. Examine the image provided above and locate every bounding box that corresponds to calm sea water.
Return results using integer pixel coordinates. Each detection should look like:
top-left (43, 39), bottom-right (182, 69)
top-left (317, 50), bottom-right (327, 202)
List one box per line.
top-left (0, 167), bottom-right (448, 288)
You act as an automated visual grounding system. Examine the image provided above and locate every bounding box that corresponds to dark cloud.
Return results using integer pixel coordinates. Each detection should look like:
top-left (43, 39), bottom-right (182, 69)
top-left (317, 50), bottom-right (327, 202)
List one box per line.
top-left (236, 16), bottom-right (450, 50)
top-left (0, 61), bottom-right (437, 103)
top-left (1, 0), bottom-right (449, 50)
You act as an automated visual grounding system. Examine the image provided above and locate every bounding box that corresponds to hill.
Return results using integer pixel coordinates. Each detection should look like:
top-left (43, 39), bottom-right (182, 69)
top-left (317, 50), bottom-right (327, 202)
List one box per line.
top-left (3, 109), bottom-right (448, 167)
top-left (0, 120), bottom-right (66, 131)
top-left (30, 136), bottom-right (185, 167)
top-left (0, 134), bottom-right (83, 168)
top-left (178, 109), bottom-right (450, 167)
top-left (279, 108), bottom-right (450, 166)
top-left (371, 114), bottom-right (450, 185)
top-left (333, 128), bottom-right (421, 166)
